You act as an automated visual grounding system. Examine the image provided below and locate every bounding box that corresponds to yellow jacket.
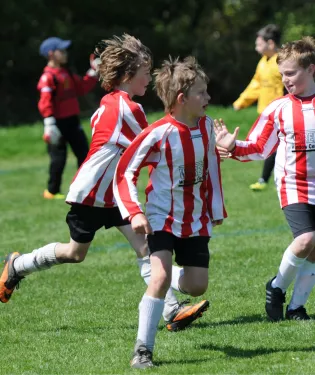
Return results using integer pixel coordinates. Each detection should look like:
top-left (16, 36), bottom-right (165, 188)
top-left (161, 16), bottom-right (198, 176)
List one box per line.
top-left (233, 54), bottom-right (284, 114)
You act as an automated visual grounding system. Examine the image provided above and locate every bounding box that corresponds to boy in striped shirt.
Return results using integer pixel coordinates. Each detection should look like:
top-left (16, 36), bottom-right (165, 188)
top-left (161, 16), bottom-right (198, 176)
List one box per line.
top-left (114, 56), bottom-right (226, 368)
top-left (214, 37), bottom-right (315, 322)
top-left (0, 35), bottom-right (208, 331)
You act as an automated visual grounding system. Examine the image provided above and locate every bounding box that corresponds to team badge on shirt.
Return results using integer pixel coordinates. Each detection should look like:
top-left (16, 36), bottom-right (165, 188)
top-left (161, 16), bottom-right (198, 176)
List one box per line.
top-left (179, 160), bottom-right (206, 186)
top-left (292, 130), bottom-right (315, 152)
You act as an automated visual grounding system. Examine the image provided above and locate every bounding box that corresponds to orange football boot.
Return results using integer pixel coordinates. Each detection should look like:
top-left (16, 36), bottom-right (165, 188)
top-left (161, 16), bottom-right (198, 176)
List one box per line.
top-left (166, 299), bottom-right (209, 331)
top-left (0, 252), bottom-right (24, 303)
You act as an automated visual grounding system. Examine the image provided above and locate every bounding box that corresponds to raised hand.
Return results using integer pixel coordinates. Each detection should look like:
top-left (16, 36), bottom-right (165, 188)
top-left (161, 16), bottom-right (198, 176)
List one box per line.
top-left (213, 118), bottom-right (239, 151)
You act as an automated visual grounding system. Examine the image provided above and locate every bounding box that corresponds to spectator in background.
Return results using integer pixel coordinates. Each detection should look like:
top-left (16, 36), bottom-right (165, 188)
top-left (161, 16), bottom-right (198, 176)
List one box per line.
top-left (37, 37), bottom-right (99, 199)
top-left (233, 24), bottom-right (284, 191)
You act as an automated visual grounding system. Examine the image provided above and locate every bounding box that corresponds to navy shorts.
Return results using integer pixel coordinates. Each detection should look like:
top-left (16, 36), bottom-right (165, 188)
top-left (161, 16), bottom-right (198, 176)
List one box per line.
top-left (66, 204), bottom-right (129, 243)
top-left (283, 203), bottom-right (315, 238)
top-left (147, 231), bottom-right (210, 268)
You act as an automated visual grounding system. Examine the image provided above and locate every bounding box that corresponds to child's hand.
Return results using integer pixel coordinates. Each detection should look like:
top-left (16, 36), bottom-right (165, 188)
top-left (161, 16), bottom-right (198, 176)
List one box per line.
top-left (90, 54), bottom-right (101, 72)
top-left (131, 213), bottom-right (153, 235)
top-left (216, 146), bottom-right (231, 161)
top-left (212, 219), bottom-right (223, 227)
top-left (43, 117), bottom-right (62, 145)
top-left (214, 118), bottom-right (239, 152)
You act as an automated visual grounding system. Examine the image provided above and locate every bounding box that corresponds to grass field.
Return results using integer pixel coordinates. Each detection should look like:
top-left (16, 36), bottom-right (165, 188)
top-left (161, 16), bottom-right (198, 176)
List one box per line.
top-left (1, 106), bottom-right (315, 375)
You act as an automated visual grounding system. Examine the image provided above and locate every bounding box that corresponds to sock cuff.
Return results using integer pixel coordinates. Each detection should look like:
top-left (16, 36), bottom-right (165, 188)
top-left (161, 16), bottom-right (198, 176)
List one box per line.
top-left (143, 294), bottom-right (164, 303)
top-left (284, 247), bottom-right (306, 267)
top-left (137, 256), bottom-right (150, 265)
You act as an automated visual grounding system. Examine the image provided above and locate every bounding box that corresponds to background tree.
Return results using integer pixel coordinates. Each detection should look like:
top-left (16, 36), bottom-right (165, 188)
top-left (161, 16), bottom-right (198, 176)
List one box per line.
top-left (1, 0), bottom-right (314, 126)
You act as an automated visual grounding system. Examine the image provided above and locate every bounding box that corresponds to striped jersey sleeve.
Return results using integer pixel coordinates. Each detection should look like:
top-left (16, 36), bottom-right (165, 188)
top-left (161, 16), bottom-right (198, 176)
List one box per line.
top-left (232, 97), bottom-right (285, 161)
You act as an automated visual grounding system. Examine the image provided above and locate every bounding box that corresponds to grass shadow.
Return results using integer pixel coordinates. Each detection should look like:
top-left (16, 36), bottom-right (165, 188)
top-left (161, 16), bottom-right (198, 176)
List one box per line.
top-left (191, 314), bottom-right (266, 329)
top-left (199, 343), bottom-right (315, 358)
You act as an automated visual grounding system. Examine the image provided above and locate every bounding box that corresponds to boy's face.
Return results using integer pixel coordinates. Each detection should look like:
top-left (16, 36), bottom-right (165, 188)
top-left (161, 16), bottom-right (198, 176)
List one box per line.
top-left (128, 65), bottom-right (152, 97)
top-left (255, 36), bottom-right (274, 56)
top-left (183, 77), bottom-right (210, 118)
top-left (278, 59), bottom-right (315, 96)
top-left (51, 49), bottom-right (68, 65)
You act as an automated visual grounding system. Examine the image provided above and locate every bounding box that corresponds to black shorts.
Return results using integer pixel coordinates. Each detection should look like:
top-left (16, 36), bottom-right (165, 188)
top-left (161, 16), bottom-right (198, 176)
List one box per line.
top-left (147, 231), bottom-right (210, 268)
top-left (283, 203), bottom-right (315, 238)
top-left (66, 204), bottom-right (129, 243)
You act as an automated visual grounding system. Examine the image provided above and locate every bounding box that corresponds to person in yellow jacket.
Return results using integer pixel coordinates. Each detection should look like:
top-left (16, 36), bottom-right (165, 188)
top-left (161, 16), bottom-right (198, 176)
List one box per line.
top-left (233, 24), bottom-right (284, 191)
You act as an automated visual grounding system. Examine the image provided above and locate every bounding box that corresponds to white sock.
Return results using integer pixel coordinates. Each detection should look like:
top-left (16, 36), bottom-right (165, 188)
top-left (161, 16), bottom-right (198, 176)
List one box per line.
top-left (171, 266), bottom-right (187, 293)
top-left (288, 261), bottom-right (315, 310)
top-left (13, 243), bottom-right (59, 276)
top-left (272, 247), bottom-right (306, 292)
top-left (137, 257), bottom-right (179, 321)
top-left (137, 294), bottom-right (164, 352)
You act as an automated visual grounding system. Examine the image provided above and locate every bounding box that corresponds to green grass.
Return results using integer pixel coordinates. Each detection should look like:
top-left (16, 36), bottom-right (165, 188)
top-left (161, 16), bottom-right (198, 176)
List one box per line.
top-left (1, 106), bottom-right (315, 375)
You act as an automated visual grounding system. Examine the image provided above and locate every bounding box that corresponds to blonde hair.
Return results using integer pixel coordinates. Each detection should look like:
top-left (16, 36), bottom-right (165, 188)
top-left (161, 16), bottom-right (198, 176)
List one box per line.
top-left (154, 56), bottom-right (209, 113)
top-left (94, 34), bottom-right (152, 91)
top-left (277, 36), bottom-right (315, 73)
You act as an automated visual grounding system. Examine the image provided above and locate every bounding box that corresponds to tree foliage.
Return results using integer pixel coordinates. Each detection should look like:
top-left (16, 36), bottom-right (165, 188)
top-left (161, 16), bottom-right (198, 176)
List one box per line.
top-left (1, 0), bottom-right (314, 125)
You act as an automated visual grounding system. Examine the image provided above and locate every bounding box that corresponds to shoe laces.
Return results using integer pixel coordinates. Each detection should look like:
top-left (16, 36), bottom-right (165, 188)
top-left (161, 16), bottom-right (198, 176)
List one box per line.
top-left (177, 299), bottom-right (191, 309)
top-left (137, 348), bottom-right (152, 364)
top-left (268, 287), bottom-right (285, 305)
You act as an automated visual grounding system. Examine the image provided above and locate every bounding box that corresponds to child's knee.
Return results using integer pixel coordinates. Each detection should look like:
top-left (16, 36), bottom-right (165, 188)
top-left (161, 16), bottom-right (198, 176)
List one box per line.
top-left (151, 274), bottom-right (171, 294)
top-left (65, 248), bottom-right (87, 263)
top-left (187, 281), bottom-right (208, 297)
top-left (296, 232), bottom-right (315, 251)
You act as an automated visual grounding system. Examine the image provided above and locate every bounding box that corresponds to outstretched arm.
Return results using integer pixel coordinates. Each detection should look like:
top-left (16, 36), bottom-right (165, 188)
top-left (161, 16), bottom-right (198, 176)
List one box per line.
top-left (214, 100), bottom-right (280, 162)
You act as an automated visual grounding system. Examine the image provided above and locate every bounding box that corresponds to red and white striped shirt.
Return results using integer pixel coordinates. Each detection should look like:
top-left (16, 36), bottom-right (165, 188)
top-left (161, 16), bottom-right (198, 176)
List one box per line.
top-left (66, 90), bottom-right (148, 207)
top-left (114, 114), bottom-right (227, 238)
top-left (233, 93), bottom-right (315, 208)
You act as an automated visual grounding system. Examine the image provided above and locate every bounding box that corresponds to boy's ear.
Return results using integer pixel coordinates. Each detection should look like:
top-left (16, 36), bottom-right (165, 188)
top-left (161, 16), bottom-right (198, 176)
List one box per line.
top-left (47, 50), bottom-right (54, 59)
top-left (267, 39), bottom-right (275, 49)
top-left (307, 64), bottom-right (315, 76)
top-left (177, 92), bottom-right (186, 105)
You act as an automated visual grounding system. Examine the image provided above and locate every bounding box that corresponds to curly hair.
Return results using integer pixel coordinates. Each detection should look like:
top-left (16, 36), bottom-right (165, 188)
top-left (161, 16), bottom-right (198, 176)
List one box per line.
top-left (94, 34), bottom-right (152, 91)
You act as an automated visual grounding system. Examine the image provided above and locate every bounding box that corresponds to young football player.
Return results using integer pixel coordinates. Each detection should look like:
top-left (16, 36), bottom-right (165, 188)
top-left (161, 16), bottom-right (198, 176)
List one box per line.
top-left (215, 36), bottom-right (315, 322)
top-left (38, 37), bottom-right (99, 199)
top-left (114, 56), bottom-right (226, 368)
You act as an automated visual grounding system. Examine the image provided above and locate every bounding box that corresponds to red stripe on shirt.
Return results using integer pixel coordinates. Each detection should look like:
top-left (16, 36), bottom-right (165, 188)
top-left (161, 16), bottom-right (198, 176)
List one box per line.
top-left (198, 118), bottom-right (210, 236)
top-left (292, 100), bottom-right (308, 203)
top-left (279, 108), bottom-right (289, 207)
top-left (162, 139), bottom-right (175, 233)
top-left (177, 126), bottom-right (195, 237)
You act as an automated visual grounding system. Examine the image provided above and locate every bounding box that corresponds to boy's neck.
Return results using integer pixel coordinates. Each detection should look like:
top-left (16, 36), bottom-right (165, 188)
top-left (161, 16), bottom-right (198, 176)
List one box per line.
top-left (47, 61), bottom-right (61, 68)
top-left (295, 83), bottom-right (315, 98)
top-left (264, 49), bottom-right (278, 59)
top-left (116, 83), bottom-right (133, 98)
top-left (170, 109), bottom-right (199, 128)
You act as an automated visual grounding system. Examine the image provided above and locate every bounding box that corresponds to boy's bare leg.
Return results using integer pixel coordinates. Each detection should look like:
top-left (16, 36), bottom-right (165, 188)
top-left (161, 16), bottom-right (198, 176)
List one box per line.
top-left (0, 240), bottom-right (90, 303)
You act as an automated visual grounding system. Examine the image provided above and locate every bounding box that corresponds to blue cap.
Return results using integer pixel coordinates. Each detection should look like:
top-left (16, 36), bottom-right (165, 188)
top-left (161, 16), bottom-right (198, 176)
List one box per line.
top-left (39, 37), bottom-right (72, 57)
